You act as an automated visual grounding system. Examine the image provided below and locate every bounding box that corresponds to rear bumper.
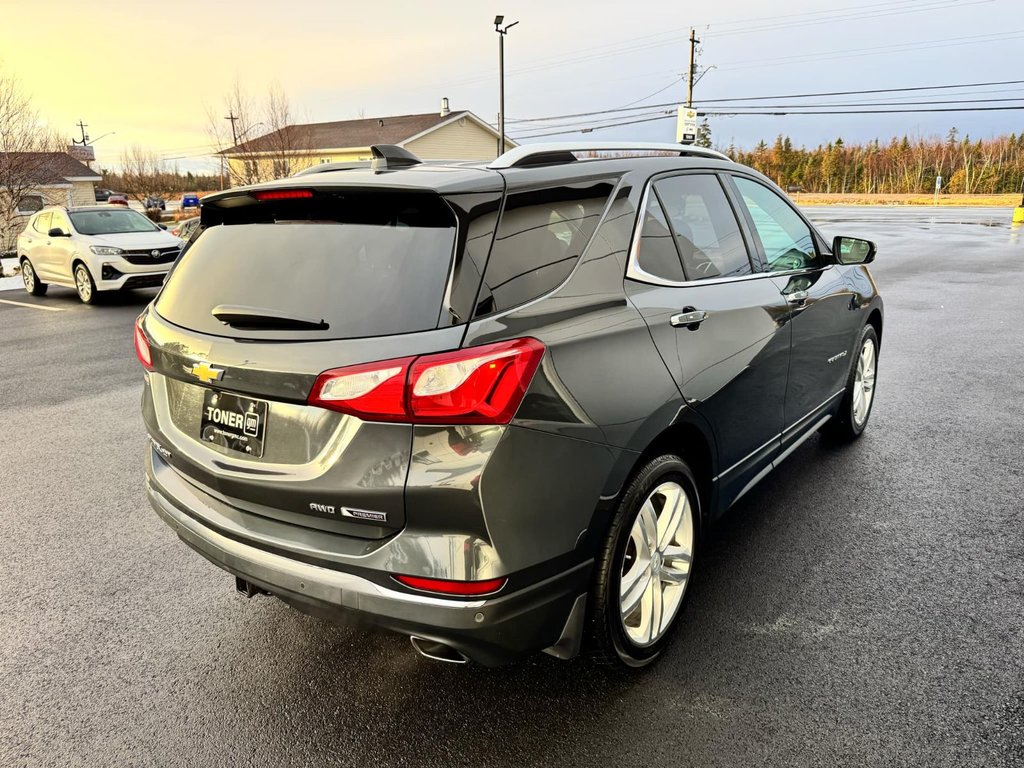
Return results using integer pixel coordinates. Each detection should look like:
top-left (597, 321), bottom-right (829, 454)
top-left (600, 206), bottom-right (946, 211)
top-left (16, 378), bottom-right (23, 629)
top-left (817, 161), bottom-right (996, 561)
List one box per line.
top-left (146, 457), bottom-right (591, 665)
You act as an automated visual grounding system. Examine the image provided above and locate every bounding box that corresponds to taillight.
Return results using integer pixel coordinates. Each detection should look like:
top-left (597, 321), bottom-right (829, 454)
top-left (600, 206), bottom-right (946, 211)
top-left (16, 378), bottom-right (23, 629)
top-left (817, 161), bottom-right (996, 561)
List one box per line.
top-left (392, 574), bottom-right (507, 596)
top-left (307, 338), bottom-right (545, 424)
top-left (252, 189), bottom-right (312, 201)
top-left (308, 356), bottom-right (415, 422)
top-left (134, 317), bottom-right (153, 369)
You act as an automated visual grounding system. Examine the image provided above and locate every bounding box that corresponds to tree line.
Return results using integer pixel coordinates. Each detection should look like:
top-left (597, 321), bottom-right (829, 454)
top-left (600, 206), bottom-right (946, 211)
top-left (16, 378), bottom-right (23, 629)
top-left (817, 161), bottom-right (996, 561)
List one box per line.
top-left (722, 129), bottom-right (1024, 195)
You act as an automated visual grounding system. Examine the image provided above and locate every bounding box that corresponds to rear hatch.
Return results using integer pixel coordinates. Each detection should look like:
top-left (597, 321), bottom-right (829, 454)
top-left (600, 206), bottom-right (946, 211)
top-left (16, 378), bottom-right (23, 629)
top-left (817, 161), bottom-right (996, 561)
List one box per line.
top-left (142, 186), bottom-right (474, 539)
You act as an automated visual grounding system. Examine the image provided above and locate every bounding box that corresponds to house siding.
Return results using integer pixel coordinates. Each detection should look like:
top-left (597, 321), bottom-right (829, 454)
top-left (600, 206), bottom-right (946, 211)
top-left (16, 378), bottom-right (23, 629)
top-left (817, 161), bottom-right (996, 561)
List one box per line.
top-left (70, 180), bottom-right (96, 206)
top-left (405, 119), bottom-right (513, 161)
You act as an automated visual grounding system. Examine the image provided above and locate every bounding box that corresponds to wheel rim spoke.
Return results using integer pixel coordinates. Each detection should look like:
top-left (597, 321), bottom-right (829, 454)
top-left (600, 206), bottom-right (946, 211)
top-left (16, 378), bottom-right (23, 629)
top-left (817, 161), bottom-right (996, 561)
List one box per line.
top-left (619, 479), bottom-right (695, 647)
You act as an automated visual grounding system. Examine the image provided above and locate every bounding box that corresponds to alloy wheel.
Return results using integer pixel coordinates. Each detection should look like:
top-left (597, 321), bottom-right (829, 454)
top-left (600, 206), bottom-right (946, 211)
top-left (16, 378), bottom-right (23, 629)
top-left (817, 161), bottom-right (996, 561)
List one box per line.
top-left (75, 265), bottom-right (92, 302)
top-left (852, 337), bottom-right (876, 427)
top-left (22, 261), bottom-right (35, 291)
top-left (619, 480), bottom-right (694, 647)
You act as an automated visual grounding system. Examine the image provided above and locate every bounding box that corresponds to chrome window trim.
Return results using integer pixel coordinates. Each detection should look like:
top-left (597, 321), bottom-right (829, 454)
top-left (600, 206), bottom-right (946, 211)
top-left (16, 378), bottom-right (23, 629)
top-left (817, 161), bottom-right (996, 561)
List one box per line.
top-left (625, 177), bottom-right (831, 288)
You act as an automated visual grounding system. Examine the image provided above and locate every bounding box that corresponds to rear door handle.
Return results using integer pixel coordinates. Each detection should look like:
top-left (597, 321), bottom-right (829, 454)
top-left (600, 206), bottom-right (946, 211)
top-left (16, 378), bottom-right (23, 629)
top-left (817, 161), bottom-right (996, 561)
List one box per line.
top-left (670, 309), bottom-right (707, 329)
top-left (786, 290), bottom-right (809, 305)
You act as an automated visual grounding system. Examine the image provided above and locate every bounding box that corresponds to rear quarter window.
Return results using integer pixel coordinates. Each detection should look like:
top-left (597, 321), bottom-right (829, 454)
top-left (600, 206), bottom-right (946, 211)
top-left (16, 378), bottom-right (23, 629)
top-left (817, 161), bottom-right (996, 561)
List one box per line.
top-left (473, 181), bottom-right (615, 317)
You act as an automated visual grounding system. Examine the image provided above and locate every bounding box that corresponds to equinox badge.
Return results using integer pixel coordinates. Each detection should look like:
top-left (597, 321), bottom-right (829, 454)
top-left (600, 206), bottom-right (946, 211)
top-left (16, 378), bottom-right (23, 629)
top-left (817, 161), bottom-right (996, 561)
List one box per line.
top-left (187, 361), bottom-right (225, 384)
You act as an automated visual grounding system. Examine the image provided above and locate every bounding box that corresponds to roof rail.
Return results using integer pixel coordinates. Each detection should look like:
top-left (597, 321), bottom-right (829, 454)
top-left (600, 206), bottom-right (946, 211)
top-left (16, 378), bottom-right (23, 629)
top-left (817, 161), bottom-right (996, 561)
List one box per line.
top-left (488, 141), bottom-right (730, 169)
top-left (292, 160), bottom-right (372, 177)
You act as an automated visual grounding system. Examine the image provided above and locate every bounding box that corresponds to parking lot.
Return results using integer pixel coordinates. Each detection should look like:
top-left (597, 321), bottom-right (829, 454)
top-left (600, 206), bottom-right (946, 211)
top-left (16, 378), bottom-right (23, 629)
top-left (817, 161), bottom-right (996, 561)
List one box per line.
top-left (1, 207), bottom-right (1021, 767)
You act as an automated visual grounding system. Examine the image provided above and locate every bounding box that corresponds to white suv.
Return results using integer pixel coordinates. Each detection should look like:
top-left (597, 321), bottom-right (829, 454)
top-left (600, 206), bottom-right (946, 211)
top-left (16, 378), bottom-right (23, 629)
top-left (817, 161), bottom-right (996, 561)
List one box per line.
top-left (17, 206), bottom-right (184, 304)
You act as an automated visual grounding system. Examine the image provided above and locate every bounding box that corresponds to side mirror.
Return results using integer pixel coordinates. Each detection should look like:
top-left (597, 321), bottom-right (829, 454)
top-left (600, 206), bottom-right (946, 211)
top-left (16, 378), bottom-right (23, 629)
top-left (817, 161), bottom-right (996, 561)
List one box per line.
top-left (48, 227), bottom-right (68, 238)
top-left (158, 223), bottom-right (168, 230)
top-left (833, 236), bottom-right (876, 265)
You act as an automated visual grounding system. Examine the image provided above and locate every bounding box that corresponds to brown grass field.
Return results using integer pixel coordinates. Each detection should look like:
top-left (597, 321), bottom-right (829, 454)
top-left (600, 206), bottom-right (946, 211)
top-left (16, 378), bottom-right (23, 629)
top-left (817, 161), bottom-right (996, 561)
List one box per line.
top-left (790, 192), bottom-right (1022, 207)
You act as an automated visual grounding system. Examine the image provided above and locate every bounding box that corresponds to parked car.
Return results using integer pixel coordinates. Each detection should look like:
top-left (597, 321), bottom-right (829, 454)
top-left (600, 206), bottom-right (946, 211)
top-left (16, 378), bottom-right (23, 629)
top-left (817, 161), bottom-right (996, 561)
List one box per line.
top-left (170, 216), bottom-right (200, 241)
top-left (181, 193), bottom-right (200, 209)
top-left (107, 194), bottom-right (129, 207)
top-left (18, 205), bottom-right (183, 304)
top-left (94, 188), bottom-right (113, 202)
top-left (136, 141), bottom-right (882, 667)
top-left (144, 196), bottom-right (166, 211)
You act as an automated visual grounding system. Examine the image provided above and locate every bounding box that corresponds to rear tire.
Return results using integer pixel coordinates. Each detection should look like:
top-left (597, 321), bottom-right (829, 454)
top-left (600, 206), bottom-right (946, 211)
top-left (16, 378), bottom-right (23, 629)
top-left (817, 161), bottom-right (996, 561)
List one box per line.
top-left (74, 262), bottom-right (98, 304)
top-left (21, 258), bottom-right (47, 296)
top-left (825, 324), bottom-right (879, 441)
top-left (587, 454), bottom-right (700, 668)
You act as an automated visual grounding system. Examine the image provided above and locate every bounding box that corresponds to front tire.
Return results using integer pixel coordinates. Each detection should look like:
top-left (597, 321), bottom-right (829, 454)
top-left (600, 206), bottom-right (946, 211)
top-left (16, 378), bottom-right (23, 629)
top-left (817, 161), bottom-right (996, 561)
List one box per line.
top-left (587, 454), bottom-right (699, 668)
top-left (21, 258), bottom-right (47, 296)
top-left (74, 262), bottom-right (98, 304)
top-left (826, 324), bottom-right (879, 441)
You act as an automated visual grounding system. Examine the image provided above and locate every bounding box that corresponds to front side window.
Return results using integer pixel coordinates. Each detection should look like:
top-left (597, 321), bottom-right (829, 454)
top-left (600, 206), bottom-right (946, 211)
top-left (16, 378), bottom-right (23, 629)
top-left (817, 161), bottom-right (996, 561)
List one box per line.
top-left (654, 174), bottom-right (751, 281)
top-left (474, 181), bottom-right (614, 317)
top-left (32, 212), bottom-right (52, 233)
top-left (49, 211), bottom-right (70, 234)
top-left (68, 209), bottom-right (159, 235)
top-left (734, 177), bottom-right (819, 272)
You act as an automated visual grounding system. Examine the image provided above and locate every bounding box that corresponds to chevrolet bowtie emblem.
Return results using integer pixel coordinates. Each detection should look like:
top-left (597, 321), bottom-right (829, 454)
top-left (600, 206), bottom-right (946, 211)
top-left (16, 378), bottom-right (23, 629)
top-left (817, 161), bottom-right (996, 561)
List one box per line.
top-left (186, 361), bottom-right (224, 384)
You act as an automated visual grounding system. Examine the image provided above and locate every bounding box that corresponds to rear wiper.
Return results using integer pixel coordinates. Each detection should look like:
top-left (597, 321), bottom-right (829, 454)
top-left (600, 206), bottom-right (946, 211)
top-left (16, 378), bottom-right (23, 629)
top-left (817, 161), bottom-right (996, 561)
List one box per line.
top-left (211, 304), bottom-right (329, 331)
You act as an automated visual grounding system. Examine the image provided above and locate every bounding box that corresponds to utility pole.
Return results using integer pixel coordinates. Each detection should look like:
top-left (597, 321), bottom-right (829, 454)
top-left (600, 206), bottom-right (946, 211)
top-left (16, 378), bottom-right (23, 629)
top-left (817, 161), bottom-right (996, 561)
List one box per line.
top-left (73, 119), bottom-right (89, 145)
top-left (494, 16), bottom-right (519, 157)
top-left (225, 112), bottom-right (239, 147)
top-left (686, 29), bottom-right (700, 108)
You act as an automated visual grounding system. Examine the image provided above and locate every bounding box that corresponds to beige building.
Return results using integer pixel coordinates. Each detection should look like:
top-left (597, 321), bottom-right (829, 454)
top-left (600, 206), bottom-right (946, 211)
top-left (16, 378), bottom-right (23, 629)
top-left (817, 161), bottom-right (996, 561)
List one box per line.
top-left (1, 152), bottom-right (101, 252)
top-left (222, 104), bottom-right (516, 185)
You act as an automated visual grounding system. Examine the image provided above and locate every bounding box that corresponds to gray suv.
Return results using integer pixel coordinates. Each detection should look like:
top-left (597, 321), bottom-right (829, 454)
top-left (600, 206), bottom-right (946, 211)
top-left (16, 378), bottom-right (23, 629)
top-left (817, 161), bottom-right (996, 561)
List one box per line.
top-left (137, 142), bottom-right (882, 667)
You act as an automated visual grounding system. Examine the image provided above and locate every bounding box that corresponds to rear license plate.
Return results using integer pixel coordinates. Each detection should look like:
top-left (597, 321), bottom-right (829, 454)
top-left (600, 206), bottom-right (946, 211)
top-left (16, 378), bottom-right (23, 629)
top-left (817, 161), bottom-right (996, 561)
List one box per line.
top-left (200, 390), bottom-right (268, 458)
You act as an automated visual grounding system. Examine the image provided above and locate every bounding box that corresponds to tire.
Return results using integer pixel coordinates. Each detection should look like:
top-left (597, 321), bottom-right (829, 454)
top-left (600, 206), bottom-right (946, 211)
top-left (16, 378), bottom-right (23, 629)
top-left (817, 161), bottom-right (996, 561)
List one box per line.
top-left (21, 258), bottom-right (47, 296)
top-left (587, 454), bottom-right (700, 668)
top-left (73, 262), bottom-right (98, 304)
top-left (825, 324), bottom-right (879, 441)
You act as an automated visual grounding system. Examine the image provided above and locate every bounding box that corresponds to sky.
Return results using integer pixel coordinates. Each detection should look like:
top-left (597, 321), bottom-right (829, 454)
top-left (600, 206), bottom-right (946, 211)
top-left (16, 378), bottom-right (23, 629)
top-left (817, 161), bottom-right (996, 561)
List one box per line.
top-left (1, 0), bottom-right (1021, 171)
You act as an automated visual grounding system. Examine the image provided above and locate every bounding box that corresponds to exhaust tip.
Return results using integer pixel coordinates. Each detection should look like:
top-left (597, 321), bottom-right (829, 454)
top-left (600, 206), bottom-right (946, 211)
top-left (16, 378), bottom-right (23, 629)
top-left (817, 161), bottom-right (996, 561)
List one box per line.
top-left (410, 636), bottom-right (468, 664)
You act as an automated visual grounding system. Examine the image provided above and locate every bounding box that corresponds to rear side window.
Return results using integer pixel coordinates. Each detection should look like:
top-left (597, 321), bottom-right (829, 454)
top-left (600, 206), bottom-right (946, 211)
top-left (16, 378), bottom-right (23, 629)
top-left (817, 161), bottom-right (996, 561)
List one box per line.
top-left (155, 191), bottom-right (457, 340)
top-left (473, 181), bottom-right (614, 317)
top-left (636, 192), bottom-right (685, 282)
top-left (654, 175), bottom-right (752, 281)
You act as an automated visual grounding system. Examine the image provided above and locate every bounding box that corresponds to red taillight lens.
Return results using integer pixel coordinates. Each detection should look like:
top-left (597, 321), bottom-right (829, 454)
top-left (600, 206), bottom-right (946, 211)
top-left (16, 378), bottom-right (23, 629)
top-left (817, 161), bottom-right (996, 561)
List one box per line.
top-left (392, 574), bottom-right (507, 596)
top-left (408, 338), bottom-right (545, 424)
top-left (308, 356), bottom-right (415, 421)
top-left (252, 189), bottom-right (313, 201)
top-left (307, 338), bottom-right (545, 424)
top-left (134, 318), bottom-right (152, 369)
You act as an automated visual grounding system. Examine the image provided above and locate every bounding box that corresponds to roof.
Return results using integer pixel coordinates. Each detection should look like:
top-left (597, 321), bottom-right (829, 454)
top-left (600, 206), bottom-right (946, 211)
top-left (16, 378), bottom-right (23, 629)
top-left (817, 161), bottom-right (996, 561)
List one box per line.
top-left (223, 111), bottom-right (498, 155)
top-left (0, 152), bottom-right (101, 184)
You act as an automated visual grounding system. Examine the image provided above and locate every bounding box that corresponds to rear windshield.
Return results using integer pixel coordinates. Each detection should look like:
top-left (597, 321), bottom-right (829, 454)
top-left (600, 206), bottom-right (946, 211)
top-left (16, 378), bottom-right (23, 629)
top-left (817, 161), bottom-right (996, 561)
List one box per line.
top-left (70, 209), bottom-right (159, 235)
top-left (154, 191), bottom-right (457, 340)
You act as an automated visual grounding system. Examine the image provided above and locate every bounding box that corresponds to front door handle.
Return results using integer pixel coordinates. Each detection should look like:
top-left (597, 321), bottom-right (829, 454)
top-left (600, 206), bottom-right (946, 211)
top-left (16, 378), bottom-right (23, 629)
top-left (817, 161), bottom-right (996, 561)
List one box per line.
top-left (670, 309), bottom-right (707, 329)
top-left (786, 289), bottom-right (810, 305)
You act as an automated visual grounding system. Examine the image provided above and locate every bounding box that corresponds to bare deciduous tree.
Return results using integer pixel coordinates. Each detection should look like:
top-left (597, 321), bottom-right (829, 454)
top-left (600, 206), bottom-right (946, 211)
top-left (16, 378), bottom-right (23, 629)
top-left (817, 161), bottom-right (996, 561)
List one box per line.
top-left (0, 74), bottom-right (66, 253)
top-left (206, 80), bottom-right (312, 188)
top-left (118, 144), bottom-right (169, 205)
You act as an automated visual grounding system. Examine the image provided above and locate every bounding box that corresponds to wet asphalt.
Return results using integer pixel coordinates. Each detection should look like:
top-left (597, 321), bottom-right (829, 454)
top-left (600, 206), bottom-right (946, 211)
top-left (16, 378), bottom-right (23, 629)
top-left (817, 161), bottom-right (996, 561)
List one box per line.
top-left (0, 206), bottom-right (1022, 767)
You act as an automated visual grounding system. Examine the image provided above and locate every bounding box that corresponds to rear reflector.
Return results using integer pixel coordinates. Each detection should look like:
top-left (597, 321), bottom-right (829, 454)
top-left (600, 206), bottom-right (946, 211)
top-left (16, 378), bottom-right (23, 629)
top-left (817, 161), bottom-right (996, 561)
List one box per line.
top-left (308, 337), bottom-right (545, 424)
top-left (252, 189), bottom-right (313, 201)
top-left (392, 574), bottom-right (507, 596)
top-left (134, 317), bottom-right (152, 369)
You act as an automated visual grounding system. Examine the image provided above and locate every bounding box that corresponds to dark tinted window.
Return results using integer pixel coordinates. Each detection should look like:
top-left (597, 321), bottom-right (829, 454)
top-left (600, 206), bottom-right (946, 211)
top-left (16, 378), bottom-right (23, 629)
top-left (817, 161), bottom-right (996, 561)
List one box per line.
top-left (635, 191), bottom-right (684, 281)
top-left (655, 175), bottom-right (751, 280)
top-left (734, 177), bottom-right (819, 272)
top-left (155, 192), bottom-right (457, 340)
top-left (19, 195), bottom-right (43, 214)
top-left (474, 181), bottom-right (614, 317)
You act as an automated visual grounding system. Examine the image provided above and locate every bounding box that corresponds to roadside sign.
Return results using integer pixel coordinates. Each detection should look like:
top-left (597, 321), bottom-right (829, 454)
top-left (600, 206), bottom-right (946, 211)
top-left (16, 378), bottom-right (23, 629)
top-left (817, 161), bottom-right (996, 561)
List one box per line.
top-left (677, 107), bottom-right (698, 145)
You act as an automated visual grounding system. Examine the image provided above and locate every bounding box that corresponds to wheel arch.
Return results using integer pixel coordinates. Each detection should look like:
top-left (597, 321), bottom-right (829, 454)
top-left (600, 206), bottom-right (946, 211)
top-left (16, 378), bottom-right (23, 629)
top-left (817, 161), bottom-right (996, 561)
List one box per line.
top-left (866, 306), bottom-right (883, 347)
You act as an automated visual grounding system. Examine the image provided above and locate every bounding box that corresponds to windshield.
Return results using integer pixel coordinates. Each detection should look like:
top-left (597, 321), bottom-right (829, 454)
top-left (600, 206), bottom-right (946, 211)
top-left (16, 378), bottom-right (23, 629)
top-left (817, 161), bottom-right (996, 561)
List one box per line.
top-left (155, 191), bottom-right (457, 340)
top-left (70, 209), bottom-right (160, 235)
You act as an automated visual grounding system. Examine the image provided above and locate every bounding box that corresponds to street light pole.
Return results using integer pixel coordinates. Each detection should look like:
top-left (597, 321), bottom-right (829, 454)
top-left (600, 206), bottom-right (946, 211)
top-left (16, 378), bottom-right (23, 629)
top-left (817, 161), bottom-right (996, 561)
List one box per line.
top-left (495, 15), bottom-right (519, 157)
